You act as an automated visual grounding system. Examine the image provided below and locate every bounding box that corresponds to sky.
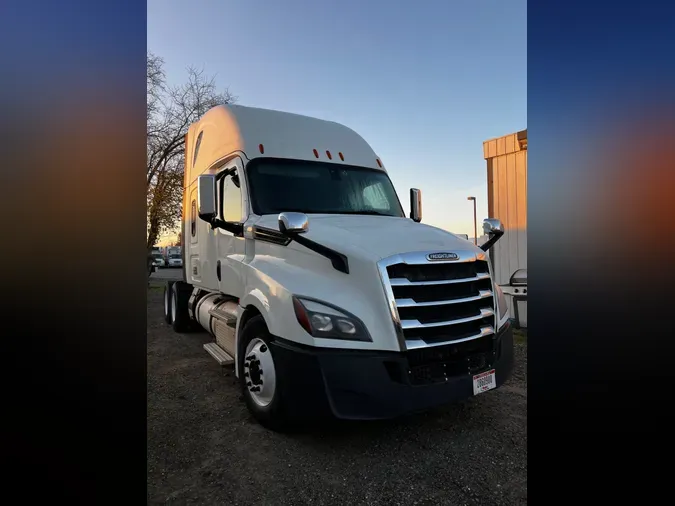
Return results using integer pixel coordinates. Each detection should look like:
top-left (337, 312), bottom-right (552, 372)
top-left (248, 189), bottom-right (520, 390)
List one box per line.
top-left (148, 0), bottom-right (526, 240)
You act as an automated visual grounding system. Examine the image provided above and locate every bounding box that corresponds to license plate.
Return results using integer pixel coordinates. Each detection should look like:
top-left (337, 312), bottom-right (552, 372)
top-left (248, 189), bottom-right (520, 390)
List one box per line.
top-left (473, 369), bottom-right (496, 395)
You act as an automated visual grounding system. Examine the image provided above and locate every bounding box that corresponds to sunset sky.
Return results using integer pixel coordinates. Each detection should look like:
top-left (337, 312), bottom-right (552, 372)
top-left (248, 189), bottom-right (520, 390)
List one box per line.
top-left (148, 0), bottom-right (526, 238)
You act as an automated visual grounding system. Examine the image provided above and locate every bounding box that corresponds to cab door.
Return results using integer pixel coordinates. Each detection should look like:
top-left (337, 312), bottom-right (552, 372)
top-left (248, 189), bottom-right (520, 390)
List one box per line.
top-left (216, 158), bottom-right (247, 299)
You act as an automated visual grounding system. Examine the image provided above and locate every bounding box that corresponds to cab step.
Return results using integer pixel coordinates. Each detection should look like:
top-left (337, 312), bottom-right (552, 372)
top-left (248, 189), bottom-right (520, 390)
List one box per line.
top-left (203, 342), bottom-right (235, 366)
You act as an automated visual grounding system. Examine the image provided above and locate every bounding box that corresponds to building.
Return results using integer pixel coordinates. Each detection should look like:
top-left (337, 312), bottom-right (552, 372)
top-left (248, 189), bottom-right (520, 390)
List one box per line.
top-left (483, 129), bottom-right (527, 326)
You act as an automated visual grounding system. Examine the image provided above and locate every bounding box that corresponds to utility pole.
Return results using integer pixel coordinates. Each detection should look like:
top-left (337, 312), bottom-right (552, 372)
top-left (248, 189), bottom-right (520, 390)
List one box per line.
top-left (467, 196), bottom-right (477, 245)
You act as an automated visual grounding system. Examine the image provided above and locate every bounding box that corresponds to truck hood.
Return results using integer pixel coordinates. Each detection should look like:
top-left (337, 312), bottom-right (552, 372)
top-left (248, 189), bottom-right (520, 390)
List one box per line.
top-left (254, 214), bottom-right (480, 260)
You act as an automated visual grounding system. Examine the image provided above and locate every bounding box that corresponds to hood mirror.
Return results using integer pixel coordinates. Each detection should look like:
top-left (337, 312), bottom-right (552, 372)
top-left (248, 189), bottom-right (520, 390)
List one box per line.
top-left (483, 218), bottom-right (504, 236)
top-left (480, 218), bottom-right (505, 251)
top-left (278, 212), bottom-right (309, 235)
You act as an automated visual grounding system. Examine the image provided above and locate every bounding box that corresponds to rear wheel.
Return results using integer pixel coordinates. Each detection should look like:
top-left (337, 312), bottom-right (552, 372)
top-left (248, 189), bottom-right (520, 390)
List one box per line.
top-left (239, 316), bottom-right (290, 431)
top-left (170, 281), bottom-right (192, 333)
top-left (163, 280), bottom-right (175, 324)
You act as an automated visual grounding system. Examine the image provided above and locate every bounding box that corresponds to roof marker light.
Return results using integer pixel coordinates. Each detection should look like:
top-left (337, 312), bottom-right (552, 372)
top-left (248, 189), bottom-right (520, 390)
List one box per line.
top-left (376, 158), bottom-right (382, 168)
top-left (313, 149), bottom-right (319, 158)
top-left (326, 150), bottom-right (332, 160)
top-left (259, 144), bottom-right (265, 154)
top-left (339, 152), bottom-right (344, 161)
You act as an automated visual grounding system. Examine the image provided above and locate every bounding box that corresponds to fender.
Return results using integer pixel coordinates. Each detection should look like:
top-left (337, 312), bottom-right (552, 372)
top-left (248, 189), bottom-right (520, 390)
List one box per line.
top-left (240, 255), bottom-right (399, 352)
top-left (241, 258), bottom-right (346, 340)
top-left (235, 288), bottom-right (273, 378)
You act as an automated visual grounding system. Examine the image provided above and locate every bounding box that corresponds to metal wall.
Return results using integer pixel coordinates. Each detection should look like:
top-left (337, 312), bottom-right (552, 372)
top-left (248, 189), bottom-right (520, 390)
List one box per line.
top-left (483, 130), bottom-right (527, 324)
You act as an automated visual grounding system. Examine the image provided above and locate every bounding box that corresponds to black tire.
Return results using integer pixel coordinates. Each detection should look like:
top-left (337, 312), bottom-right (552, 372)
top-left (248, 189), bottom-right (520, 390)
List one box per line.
top-left (163, 280), bottom-right (175, 324)
top-left (171, 281), bottom-right (192, 333)
top-left (239, 316), bottom-right (291, 431)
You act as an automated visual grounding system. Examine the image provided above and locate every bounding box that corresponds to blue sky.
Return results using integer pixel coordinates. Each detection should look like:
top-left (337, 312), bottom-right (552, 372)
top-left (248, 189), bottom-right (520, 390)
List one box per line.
top-left (148, 0), bottom-right (526, 238)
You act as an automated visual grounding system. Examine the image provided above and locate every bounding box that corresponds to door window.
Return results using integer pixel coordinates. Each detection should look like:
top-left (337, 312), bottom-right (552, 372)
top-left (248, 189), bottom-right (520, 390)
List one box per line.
top-left (220, 170), bottom-right (243, 223)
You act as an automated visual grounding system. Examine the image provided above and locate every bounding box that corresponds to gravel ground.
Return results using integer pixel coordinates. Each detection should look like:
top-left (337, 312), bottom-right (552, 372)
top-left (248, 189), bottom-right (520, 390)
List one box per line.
top-left (147, 281), bottom-right (527, 505)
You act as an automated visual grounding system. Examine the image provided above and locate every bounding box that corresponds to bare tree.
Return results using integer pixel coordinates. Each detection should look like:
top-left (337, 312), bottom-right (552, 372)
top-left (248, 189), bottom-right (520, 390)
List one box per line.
top-left (147, 52), bottom-right (165, 126)
top-left (146, 52), bottom-right (236, 251)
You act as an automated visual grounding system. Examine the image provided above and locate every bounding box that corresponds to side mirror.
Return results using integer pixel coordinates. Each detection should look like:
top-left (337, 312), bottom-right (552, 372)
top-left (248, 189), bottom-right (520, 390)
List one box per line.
top-left (480, 218), bottom-right (505, 251)
top-left (197, 174), bottom-right (217, 222)
top-left (410, 188), bottom-right (422, 223)
top-left (278, 212), bottom-right (309, 235)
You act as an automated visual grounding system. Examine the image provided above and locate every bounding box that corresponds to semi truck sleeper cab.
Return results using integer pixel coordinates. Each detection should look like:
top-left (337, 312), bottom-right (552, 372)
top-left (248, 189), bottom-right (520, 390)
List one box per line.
top-left (162, 104), bottom-right (513, 430)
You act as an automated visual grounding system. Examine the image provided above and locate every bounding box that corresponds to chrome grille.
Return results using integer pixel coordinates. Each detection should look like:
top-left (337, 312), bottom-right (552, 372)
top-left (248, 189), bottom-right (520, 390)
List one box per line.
top-left (378, 251), bottom-right (496, 350)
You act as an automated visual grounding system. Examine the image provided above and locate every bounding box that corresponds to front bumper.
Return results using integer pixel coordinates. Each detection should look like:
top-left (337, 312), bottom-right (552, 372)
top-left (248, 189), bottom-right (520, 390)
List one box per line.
top-left (270, 323), bottom-right (514, 421)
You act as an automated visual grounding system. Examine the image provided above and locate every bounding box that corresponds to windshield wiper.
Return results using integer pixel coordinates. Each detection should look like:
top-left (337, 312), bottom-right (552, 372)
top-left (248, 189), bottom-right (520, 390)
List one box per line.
top-left (269, 209), bottom-right (396, 217)
top-left (324, 210), bottom-right (396, 216)
top-left (270, 208), bottom-right (313, 214)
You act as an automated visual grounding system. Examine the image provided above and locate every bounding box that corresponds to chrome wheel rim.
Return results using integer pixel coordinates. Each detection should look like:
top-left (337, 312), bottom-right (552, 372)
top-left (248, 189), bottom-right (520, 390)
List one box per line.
top-left (244, 338), bottom-right (276, 407)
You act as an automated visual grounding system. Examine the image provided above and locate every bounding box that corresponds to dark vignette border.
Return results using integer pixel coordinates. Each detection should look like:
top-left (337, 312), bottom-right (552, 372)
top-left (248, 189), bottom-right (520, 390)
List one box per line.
top-left (1, 1), bottom-right (147, 502)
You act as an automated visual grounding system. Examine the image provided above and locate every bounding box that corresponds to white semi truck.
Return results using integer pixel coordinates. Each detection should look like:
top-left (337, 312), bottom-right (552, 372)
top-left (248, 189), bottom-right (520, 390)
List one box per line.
top-left (163, 104), bottom-right (513, 429)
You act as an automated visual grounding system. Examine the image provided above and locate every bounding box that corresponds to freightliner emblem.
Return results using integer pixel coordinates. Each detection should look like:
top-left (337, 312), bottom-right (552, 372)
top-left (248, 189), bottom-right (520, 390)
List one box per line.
top-left (426, 252), bottom-right (459, 261)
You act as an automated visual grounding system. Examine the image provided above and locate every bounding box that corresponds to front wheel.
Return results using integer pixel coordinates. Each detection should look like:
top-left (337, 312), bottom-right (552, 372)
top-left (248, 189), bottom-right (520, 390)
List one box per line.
top-left (239, 316), bottom-right (291, 431)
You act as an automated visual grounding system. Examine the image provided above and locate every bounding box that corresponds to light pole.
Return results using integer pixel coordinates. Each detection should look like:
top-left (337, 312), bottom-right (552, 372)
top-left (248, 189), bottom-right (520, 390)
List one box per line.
top-left (467, 196), bottom-right (477, 245)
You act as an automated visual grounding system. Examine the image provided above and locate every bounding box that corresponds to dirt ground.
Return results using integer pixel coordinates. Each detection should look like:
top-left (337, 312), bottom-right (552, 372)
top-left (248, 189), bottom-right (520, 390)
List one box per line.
top-left (147, 280), bottom-right (527, 505)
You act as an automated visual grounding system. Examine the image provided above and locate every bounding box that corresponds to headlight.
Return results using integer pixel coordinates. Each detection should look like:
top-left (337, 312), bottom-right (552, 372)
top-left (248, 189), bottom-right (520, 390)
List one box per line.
top-left (292, 296), bottom-right (372, 342)
top-left (495, 284), bottom-right (508, 319)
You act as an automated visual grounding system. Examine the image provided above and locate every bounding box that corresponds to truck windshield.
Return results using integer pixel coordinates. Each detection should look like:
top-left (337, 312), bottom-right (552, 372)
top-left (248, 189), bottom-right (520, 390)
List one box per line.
top-left (246, 158), bottom-right (404, 217)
